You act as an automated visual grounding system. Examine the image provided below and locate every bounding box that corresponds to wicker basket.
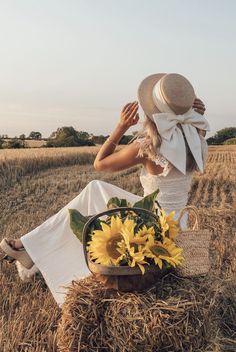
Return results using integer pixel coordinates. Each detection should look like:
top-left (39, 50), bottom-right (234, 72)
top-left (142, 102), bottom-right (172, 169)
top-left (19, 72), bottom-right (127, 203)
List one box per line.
top-left (175, 206), bottom-right (211, 277)
top-left (82, 207), bottom-right (170, 291)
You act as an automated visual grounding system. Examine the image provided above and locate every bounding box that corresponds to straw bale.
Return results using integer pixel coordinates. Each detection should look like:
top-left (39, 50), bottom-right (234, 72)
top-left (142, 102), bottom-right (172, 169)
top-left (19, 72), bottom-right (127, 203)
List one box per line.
top-left (58, 274), bottom-right (232, 352)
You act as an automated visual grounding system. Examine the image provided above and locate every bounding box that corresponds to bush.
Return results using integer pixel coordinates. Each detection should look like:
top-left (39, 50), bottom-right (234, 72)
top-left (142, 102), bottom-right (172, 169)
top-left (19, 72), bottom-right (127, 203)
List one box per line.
top-left (91, 135), bottom-right (108, 144)
top-left (91, 134), bottom-right (133, 145)
top-left (119, 135), bottom-right (134, 145)
top-left (6, 139), bottom-right (25, 149)
top-left (224, 137), bottom-right (236, 145)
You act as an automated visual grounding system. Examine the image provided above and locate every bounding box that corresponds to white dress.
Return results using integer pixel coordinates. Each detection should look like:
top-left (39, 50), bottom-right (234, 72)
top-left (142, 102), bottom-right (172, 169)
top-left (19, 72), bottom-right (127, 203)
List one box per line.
top-left (20, 153), bottom-right (196, 306)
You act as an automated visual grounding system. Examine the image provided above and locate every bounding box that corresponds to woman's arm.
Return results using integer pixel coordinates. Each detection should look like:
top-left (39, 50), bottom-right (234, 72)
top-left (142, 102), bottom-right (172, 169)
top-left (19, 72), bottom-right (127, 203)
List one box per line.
top-left (94, 102), bottom-right (144, 172)
top-left (193, 98), bottom-right (207, 137)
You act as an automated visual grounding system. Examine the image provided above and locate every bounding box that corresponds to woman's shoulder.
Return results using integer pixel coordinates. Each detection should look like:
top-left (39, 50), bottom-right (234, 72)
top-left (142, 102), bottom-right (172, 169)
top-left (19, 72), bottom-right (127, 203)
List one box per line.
top-left (135, 137), bottom-right (173, 177)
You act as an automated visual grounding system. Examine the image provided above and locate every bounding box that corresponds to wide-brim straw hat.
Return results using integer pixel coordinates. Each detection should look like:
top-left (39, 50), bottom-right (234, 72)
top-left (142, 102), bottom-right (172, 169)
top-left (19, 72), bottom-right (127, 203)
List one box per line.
top-left (137, 73), bottom-right (196, 117)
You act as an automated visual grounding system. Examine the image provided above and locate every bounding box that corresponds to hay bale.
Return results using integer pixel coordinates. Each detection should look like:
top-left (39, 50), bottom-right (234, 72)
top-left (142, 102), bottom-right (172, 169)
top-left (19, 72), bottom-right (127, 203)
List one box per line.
top-left (57, 208), bottom-right (236, 352)
top-left (217, 280), bottom-right (236, 351)
top-left (57, 274), bottom-right (225, 352)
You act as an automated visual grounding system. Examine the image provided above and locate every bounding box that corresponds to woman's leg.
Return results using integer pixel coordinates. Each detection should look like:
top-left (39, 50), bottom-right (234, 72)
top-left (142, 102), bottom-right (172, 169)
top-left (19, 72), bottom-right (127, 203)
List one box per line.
top-left (20, 180), bottom-right (141, 306)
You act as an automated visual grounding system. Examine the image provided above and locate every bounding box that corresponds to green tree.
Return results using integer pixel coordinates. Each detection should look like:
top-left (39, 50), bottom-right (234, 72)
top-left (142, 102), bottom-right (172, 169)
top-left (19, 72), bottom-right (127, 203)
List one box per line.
top-left (77, 131), bottom-right (91, 140)
top-left (207, 127), bottom-right (236, 145)
top-left (46, 126), bottom-right (95, 147)
top-left (0, 139), bottom-right (4, 149)
top-left (19, 134), bottom-right (26, 140)
top-left (28, 131), bottom-right (42, 140)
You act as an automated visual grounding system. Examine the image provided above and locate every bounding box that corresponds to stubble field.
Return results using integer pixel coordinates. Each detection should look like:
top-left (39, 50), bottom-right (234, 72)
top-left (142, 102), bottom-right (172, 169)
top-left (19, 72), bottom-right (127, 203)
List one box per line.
top-left (0, 145), bottom-right (235, 351)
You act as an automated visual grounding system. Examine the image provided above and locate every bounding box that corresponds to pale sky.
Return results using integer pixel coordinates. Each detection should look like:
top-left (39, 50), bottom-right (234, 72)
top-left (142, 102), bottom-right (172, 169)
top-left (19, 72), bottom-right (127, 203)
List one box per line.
top-left (0, 0), bottom-right (235, 138)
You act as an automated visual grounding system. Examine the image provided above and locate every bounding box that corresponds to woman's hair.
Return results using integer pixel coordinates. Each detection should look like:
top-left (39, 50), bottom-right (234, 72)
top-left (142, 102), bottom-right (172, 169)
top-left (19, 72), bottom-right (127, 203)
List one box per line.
top-left (133, 114), bottom-right (196, 172)
top-left (135, 115), bottom-right (162, 161)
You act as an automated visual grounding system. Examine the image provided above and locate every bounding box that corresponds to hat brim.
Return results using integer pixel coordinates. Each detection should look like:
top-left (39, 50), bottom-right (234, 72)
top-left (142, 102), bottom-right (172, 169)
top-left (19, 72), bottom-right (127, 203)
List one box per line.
top-left (137, 73), bottom-right (166, 117)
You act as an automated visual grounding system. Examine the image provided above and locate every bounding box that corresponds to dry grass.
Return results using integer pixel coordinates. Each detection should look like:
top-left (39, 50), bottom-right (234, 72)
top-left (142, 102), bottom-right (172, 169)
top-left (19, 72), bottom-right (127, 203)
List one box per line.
top-left (24, 140), bottom-right (47, 148)
top-left (0, 145), bottom-right (235, 351)
top-left (0, 146), bottom-right (100, 190)
top-left (0, 146), bottom-right (100, 163)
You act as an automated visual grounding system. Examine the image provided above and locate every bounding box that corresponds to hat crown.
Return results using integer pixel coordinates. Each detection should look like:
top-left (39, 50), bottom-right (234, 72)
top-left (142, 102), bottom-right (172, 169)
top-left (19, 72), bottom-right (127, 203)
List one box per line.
top-left (160, 73), bottom-right (195, 115)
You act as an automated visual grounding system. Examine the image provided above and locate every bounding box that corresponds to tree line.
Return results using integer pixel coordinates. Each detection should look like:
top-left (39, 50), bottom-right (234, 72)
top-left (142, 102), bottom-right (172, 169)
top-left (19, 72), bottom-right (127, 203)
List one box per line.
top-left (206, 127), bottom-right (236, 145)
top-left (0, 126), bottom-right (235, 149)
top-left (0, 127), bottom-right (134, 149)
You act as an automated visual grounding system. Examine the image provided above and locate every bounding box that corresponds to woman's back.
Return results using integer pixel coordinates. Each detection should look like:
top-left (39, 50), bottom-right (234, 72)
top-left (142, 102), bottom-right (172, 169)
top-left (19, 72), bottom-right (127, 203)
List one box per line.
top-left (140, 166), bottom-right (193, 215)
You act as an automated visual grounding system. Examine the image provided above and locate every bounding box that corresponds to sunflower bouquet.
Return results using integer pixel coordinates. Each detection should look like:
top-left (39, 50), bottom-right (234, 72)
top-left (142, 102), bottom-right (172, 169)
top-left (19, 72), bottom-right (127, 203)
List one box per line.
top-left (69, 189), bottom-right (184, 276)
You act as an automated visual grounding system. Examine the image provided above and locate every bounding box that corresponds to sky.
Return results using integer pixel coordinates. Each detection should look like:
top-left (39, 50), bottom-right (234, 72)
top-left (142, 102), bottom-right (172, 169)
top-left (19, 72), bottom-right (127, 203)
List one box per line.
top-left (0, 0), bottom-right (235, 138)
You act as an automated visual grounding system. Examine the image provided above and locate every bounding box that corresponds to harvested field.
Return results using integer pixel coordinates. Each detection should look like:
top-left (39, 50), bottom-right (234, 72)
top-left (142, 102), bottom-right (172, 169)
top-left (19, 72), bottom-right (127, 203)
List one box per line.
top-left (0, 146), bottom-right (100, 190)
top-left (3, 139), bottom-right (47, 148)
top-left (0, 145), bottom-right (235, 351)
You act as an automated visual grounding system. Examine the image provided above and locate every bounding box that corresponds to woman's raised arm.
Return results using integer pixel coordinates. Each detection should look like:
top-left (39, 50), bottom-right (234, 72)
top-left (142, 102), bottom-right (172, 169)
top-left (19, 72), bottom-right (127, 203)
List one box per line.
top-left (94, 102), bottom-right (144, 172)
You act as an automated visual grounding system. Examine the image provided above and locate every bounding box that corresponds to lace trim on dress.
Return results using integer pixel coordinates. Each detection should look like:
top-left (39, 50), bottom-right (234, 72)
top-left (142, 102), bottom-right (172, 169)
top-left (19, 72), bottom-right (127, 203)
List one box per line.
top-left (135, 137), bottom-right (173, 177)
top-left (154, 154), bottom-right (173, 176)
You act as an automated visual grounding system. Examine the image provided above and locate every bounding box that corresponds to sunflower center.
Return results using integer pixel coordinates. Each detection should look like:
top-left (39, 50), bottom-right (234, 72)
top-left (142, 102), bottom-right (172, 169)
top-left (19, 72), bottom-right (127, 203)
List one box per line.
top-left (106, 234), bottom-right (123, 259)
top-left (151, 245), bottom-right (170, 257)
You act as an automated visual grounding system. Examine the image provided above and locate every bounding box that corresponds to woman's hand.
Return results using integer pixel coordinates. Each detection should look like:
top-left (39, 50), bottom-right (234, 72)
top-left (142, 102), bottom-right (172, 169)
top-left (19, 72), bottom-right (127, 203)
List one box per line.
top-left (193, 98), bottom-right (206, 115)
top-left (118, 101), bottom-right (139, 131)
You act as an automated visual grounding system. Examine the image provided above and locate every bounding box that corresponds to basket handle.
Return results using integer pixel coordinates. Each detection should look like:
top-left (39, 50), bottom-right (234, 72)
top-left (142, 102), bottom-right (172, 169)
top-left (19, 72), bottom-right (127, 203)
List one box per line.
top-left (82, 207), bottom-right (160, 268)
top-left (177, 206), bottom-right (200, 231)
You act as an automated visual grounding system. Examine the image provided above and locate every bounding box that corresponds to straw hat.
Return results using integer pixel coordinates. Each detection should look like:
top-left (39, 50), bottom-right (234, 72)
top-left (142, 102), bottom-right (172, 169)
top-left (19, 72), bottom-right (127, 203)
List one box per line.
top-left (137, 73), bottom-right (196, 117)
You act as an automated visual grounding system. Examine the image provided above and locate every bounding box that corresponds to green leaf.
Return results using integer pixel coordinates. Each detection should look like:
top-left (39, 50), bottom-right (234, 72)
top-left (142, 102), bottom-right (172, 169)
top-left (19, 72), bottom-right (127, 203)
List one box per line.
top-left (69, 209), bottom-right (88, 242)
top-left (107, 197), bottom-right (131, 209)
top-left (133, 189), bottom-right (159, 211)
top-left (88, 218), bottom-right (103, 235)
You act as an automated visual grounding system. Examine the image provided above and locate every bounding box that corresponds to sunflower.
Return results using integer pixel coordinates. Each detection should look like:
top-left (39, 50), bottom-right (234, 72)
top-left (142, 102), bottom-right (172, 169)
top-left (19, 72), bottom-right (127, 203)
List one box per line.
top-left (159, 209), bottom-right (180, 239)
top-left (87, 216), bottom-right (127, 266)
top-left (119, 222), bottom-right (151, 253)
top-left (137, 225), bottom-right (155, 239)
top-left (126, 245), bottom-right (147, 274)
top-left (144, 235), bottom-right (184, 269)
top-left (117, 225), bottom-right (149, 274)
top-left (123, 217), bottom-right (136, 233)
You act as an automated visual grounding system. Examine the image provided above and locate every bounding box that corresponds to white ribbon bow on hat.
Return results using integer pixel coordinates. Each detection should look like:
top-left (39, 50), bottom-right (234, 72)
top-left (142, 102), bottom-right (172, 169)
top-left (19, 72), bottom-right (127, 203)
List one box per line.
top-left (150, 80), bottom-right (210, 174)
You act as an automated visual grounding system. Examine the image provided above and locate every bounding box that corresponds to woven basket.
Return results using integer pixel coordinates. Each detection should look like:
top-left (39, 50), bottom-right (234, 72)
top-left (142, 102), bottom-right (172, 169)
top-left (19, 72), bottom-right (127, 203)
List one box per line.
top-left (175, 206), bottom-right (211, 277)
top-left (82, 207), bottom-right (170, 291)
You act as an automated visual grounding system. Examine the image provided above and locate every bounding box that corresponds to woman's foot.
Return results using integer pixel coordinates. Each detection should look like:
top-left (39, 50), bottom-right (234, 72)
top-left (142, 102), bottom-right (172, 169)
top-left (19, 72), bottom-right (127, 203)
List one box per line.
top-left (15, 261), bottom-right (40, 282)
top-left (0, 238), bottom-right (34, 269)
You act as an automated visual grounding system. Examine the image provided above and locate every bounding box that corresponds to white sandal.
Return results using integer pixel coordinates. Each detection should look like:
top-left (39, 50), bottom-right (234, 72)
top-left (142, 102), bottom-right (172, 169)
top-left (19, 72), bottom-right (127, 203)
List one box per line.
top-left (0, 238), bottom-right (34, 269)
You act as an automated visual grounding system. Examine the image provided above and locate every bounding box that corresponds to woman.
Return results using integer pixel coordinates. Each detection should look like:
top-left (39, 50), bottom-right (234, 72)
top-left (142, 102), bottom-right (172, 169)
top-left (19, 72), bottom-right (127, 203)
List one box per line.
top-left (1, 73), bottom-right (209, 306)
